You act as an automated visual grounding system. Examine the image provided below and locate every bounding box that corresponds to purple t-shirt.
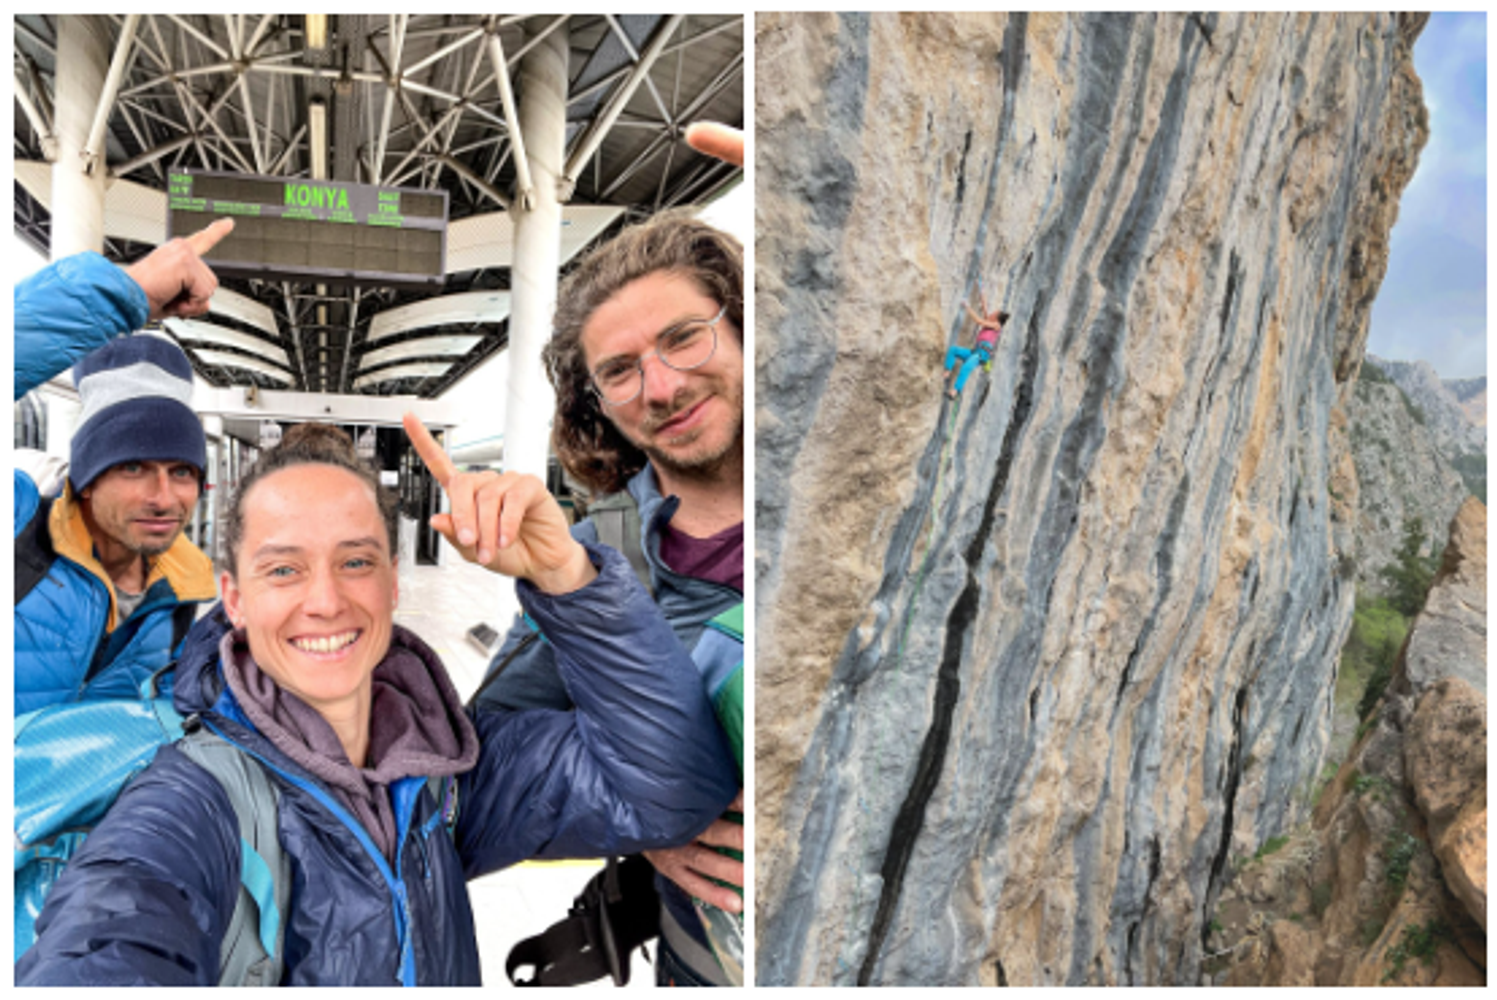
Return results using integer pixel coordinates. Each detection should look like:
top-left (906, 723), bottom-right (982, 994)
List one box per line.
top-left (658, 520), bottom-right (743, 593)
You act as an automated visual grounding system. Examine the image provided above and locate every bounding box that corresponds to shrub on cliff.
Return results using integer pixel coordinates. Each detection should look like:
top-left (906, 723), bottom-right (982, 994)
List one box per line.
top-left (1379, 517), bottom-right (1441, 617)
top-left (1449, 451), bottom-right (1486, 504)
top-left (1342, 594), bottom-right (1407, 722)
top-left (1359, 360), bottom-right (1394, 386)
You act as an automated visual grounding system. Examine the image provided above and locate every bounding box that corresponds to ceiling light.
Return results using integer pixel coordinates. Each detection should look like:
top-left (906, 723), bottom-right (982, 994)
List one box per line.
top-left (306, 15), bottom-right (327, 51)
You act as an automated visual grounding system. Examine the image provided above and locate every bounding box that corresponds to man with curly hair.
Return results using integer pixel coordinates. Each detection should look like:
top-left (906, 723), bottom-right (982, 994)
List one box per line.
top-left (476, 206), bottom-right (745, 986)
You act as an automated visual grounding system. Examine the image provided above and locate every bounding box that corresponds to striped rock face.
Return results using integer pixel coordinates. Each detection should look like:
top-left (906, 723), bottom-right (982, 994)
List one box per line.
top-left (754, 12), bottom-right (1429, 986)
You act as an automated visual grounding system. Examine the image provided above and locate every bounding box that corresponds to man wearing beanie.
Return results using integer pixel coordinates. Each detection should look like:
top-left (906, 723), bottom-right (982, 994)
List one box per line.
top-left (14, 220), bottom-right (233, 713)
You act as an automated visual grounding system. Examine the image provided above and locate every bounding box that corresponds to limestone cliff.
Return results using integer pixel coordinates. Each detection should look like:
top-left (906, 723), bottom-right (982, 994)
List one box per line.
top-left (1369, 356), bottom-right (1487, 460)
top-left (1211, 498), bottom-right (1486, 985)
top-left (1347, 371), bottom-right (1469, 593)
top-left (755, 12), bottom-right (1429, 985)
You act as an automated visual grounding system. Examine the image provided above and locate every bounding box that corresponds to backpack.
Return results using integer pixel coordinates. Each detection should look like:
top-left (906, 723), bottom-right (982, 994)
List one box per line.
top-left (585, 490), bottom-right (652, 594)
top-left (506, 491), bottom-right (744, 986)
top-left (14, 671), bottom-right (289, 983)
top-left (15, 671), bottom-right (460, 983)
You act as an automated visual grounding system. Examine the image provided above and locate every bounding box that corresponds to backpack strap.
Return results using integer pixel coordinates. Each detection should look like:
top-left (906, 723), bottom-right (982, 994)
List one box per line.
top-left (587, 491), bottom-right (651, 595)
top-left (169, 602), bottom-right (198, 656)
top-left (425, 774), bottom-right (460, 838)
top-left (15, 496), bottom-right (56, 606)
top-left (176, 725), bottom-right (290, 987)
top-left (705, 604), bottom-right (743, 643)
top-left (464, 630), bottom-right (541, 711)
top-left (506, 855), bottom-right (661, 987)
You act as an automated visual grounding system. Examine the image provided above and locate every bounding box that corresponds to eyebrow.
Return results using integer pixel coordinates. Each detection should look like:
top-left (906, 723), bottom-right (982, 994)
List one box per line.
top-left (593, 311), bottom-right (717, 368)
top-left (251, 537), bottom-right (386, 560)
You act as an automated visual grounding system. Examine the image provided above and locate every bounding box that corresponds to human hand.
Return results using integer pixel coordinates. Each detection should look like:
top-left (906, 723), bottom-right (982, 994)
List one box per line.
top-left (401, 412), bottom-right (596, 594)
top-left (644, 790), bottom-right (744, 913)
top-left (124, 218), bottom-right (235, 320)
top-left (685, 122), bottom-right (743, 167)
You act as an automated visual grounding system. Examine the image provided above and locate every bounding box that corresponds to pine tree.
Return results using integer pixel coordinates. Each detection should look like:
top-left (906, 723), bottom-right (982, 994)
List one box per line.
top-left (1379, 516), bottom-right (1439, 618)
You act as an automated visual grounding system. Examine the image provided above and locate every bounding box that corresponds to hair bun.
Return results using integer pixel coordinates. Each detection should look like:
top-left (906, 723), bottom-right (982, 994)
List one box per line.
top-left (278, 422), bottom-right (359, 462)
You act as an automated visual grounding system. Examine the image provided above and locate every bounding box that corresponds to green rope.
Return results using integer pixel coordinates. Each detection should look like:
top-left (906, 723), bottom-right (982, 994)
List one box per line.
top-left (839, 397), bottom-right (962, 978)
top-left (895, 402), bottom-right (961, 661)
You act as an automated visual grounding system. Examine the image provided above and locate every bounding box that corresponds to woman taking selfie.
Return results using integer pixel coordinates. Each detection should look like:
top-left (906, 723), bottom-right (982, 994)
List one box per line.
top-left (18, 423), bottom-right (737, 986)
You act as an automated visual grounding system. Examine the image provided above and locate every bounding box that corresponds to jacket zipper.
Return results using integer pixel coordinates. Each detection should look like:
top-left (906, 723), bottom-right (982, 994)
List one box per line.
top-left (202, 718), bottom-right (422, 986)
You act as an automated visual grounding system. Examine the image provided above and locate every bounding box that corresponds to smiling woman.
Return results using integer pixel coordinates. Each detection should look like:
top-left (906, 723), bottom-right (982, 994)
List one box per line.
top-left (18, 423), bottom-right (738, 986)
top-left (219, 427), bottom-right (399, 764)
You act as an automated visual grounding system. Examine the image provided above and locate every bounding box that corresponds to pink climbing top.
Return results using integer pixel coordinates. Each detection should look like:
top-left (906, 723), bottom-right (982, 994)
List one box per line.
top-left (974, 325), bottom-right (1000, 352)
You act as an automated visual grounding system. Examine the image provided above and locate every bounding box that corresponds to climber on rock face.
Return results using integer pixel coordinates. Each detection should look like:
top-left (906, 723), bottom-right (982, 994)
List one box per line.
top-left (944, 289), bottom-right (1009, 400)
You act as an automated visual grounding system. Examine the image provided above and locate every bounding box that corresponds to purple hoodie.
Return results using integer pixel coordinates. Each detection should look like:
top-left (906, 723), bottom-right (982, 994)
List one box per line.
top-left (219, 624), bottom-right (480, 861)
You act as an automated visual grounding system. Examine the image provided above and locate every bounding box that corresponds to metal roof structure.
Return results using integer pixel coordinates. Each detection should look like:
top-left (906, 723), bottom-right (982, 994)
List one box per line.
top-left (14, 14), bottom-right (743, 398)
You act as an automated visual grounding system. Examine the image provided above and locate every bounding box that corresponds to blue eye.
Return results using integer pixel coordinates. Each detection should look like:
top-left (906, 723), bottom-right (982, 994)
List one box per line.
top-left (345, 557), bottom-right (372, 570)
top-left (267, 565), bottom-right (296, 578)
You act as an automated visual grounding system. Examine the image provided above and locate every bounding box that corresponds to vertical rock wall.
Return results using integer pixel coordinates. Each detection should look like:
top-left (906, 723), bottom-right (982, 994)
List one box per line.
top-left (1347, 377), bottom-right (1469, 592)
top-left (755, 12), bottom-right (1428, 985)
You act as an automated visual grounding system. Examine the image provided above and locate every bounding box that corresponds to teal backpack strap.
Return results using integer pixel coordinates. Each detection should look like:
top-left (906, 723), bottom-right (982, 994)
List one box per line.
top-left (694, 603), bottom-right (744, 773)
top-left (176, 726), bottom-right (289, 987)
top-left (687, 602), bottom-right (746, 983)
top-left (705, 604), bottom-right (743, 642)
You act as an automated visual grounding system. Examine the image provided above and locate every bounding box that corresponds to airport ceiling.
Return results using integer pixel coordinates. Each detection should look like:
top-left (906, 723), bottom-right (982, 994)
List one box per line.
top-left (13, 14), bottom-right (743, 398)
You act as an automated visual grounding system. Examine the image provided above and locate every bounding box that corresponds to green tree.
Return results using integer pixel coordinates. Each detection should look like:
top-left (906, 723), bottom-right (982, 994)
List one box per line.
top-left (1379, 516), bottom-right (1439, 618)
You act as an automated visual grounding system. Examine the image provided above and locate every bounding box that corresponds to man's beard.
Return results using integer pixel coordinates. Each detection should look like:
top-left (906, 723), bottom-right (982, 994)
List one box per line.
top-left (643, 409), bottom-right (744, 481)
top-left (128, 533), bottom-right (181, 558)
top-left (634, 384), bottom-right (744, 483)
top-left (119, 508), bottom-right (187, 557)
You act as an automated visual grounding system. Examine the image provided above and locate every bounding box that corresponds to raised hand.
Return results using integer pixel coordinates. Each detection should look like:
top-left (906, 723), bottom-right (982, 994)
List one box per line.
top-left (685, 121), bottom-right (743, 167)
top-left (401, 412), bottom-right (596, 594)
top-left (124, 218), bottom-right (235, 320)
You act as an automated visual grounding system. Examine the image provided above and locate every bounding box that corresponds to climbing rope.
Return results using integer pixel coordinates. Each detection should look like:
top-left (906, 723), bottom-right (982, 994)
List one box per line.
top-left (839, 396), bottom-right (963, 979)
top-left (896, 401), bottom-right (962, 662)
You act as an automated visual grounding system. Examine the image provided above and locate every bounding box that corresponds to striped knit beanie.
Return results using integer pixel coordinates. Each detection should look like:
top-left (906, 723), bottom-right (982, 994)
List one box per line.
top-left (69, 334), bottom-right (206, 491)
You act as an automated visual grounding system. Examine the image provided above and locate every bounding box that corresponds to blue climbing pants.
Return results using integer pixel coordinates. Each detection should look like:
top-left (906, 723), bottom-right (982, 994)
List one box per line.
top-left (944, 344), bottom-right (992, 394)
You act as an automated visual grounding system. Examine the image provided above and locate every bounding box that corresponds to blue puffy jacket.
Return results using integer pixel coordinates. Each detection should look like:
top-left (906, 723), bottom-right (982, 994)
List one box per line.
top-left (14, 253), bottom-right (216, 713)
top-left (16, 543), bottom-right (739, 986)
top-left (476, 464), bottom-right (743, 979)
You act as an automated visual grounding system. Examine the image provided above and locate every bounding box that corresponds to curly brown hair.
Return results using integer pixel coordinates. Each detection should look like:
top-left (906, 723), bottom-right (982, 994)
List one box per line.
top-left (544, 210), bottom-right (742, 496)
top-left (221, 423), bottom-right (399, 577)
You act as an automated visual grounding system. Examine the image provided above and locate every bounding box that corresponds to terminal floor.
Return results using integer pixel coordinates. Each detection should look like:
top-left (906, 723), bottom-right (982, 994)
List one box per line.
top-left (396, 555), bottom-right (654, 987)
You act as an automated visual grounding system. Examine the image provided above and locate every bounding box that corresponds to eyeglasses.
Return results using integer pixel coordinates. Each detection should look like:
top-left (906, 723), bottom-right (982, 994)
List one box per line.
top-left (590, 304), bottom-right (726, 406)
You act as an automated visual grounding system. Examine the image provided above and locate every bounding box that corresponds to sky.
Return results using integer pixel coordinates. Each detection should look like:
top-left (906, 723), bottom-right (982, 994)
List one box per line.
top-left (1366, 12), bottom-right (1487, 380)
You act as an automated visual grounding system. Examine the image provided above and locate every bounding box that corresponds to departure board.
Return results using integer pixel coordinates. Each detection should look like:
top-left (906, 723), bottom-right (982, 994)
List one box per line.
top-left (166, 171), bottom-right (448, 290)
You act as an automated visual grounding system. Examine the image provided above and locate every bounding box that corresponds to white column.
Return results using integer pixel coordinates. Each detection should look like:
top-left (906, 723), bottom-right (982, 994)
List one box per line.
top-left (50, 16), bottom-right (111, 259)
top-left (502, 22), bottom-right (568, 481)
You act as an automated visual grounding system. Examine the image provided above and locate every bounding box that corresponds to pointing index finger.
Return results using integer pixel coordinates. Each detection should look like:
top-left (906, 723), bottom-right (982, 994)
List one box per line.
top-left (185, 217), bottom-right (235, 257)
top-left (684, 122), bottom-right (743, 167)
top-left (402, 412), bottom-right (455, 486)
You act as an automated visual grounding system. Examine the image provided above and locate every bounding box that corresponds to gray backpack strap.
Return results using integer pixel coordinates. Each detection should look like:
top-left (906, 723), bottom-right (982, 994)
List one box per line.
top-left (177, 727), bottom-right (290, 987)
top-left (587, 491), bottom-right (650, 594)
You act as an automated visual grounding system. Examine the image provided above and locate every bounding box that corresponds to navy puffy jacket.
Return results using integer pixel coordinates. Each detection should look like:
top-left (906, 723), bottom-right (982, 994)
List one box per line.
top-left (476, 465), bottom-right (743, 968)
top-left (16, 543), bottom-right (738, 986)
